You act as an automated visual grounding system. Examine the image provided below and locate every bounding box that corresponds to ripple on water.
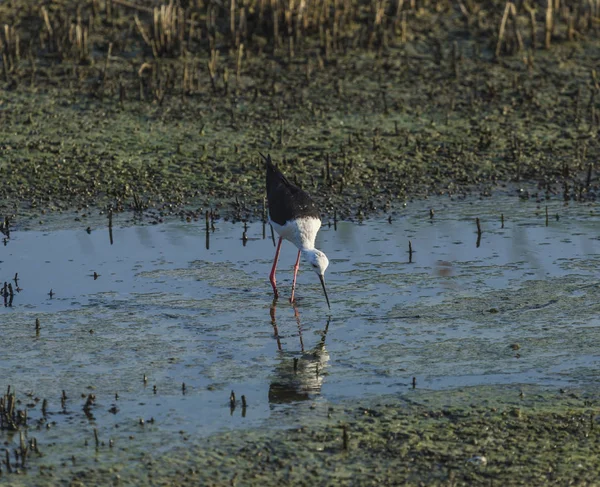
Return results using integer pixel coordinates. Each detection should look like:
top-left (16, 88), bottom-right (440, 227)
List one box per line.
top-left (1, 195), bottom-right (599, 482)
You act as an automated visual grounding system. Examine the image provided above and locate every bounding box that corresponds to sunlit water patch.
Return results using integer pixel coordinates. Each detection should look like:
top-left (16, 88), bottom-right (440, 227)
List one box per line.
top-left (0, 195), bottom-right (599, 478)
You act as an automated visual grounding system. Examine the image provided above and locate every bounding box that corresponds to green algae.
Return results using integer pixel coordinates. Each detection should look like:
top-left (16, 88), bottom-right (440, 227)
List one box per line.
top-left (1, 2), bottom-right (600, 226)
top-left (2, 1), bottom-right (600, 483)
top-left (2, 204), bottom-right (600, 484)
top-left (16, 386), bottom-right (600, 486)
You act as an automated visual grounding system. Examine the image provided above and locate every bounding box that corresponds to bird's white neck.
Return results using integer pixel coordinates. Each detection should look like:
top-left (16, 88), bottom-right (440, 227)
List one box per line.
top-left (270, 217), bottom-right (322, 250)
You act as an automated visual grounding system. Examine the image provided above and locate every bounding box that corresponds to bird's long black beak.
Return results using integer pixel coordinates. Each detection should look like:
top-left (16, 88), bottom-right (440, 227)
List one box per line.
top-left (318, 274), bottom-right (331, 309)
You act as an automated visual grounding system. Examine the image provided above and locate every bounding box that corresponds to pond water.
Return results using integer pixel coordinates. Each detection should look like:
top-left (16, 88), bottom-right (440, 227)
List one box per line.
top-left (1, 195), bottom-right (600, 474)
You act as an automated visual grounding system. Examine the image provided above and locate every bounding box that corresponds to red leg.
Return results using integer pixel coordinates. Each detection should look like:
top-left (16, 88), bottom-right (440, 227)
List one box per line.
top-left (269, 237), bottom-right (283, 298)
top-left (289, 250), bottom-right (301, 303)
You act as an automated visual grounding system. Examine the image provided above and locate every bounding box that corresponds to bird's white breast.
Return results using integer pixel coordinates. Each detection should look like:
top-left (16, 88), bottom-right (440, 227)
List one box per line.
top-left (270, 217), bottom-right (322, 250)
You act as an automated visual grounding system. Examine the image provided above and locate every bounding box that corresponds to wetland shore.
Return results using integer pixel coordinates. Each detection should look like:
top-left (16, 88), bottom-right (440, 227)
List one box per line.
top-left (2, 0), bottom-right (600, 485)
top-left (1, 0), bottom-right (599, 226)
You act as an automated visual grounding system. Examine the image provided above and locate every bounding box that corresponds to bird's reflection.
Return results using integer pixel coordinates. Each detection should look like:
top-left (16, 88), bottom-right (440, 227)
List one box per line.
top-left (268, 300), bottom-right (331, 404)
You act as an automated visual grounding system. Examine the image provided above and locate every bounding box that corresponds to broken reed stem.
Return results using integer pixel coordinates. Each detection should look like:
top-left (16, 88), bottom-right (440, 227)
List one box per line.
top-left (101, 42), bottom-right (113, 90)
top-left (1, 392), bottom-right (18, 432)
top-left (512, 12), bottom-right (524, 52)
top-left (496, 2), bottom-right (519, 58)
top-left (496, 2), bottom-right (511, 58)
top-left (112, 0), bottom-right (153, 13)
top-left (524, 2), bottom-right (537, 49)
top-left (545, 0), bottom-right (553, 49)
top-left (1, 24), bottom-right (20, 74)
top-left (272, 0), bottom-right (279, 50)
top-left (135, 14), bottom-right (157, 58)
top-left (108, 207), bottom-right (114, 245)
top-left (236, 43), bottom-right (243, 86)
top-left (20, 431), bottom-right (27, 467)
top-left (136, 3), bottom-right (187, 57)
top-left (230, 0), bottom-right (236, 42)
top-left (208, 49), bottom-right (219, 93)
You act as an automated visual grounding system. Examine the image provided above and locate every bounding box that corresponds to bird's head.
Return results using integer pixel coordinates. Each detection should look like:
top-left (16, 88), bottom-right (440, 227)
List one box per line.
top-left (303, 249), bottom-right (329, 276)
top-left (302, 249), bottom-right (330, 308)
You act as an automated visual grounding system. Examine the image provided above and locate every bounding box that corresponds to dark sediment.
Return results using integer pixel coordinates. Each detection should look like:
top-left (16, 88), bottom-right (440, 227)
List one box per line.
top-left (1, 1), bottom-right (600, 484)
top-left (0, 0), bottom-right (599, 225)
top-left (24, 386), bottom-right (600, 486)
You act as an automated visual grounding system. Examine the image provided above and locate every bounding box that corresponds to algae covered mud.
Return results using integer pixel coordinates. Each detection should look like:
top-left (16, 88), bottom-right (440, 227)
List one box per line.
top-left (1, 0), bottom-right (600, 222)
top-left (2, 0), bottom-right (600, 484)
top-left (1, 196), bottom-right (600, 485)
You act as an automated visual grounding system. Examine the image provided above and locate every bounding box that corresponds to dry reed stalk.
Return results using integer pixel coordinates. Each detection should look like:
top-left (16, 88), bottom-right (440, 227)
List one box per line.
top-left (396, 0), bottom-right (405, 19)
top-left (272, 0), bottom-right (280, 48)
top-left (285, 6), bottom-right (294, 57)
top-left (567, 12), bottom-right (575, 40)
top-left (495, 1), bottom-right (520, 57)
top-left (523, 1), bottom-right (537, 48)
top-left (512, 8), bottom-right (524, 51)
top-left (545, 0), bottom-right (553, 49)
top-left (208, 48), bottom-right (219, 92)
top-left (236, 43), bottom-right (244, 85)
top-left (1, 24), bottom-right (19, 73)
top-left (496, 2), bottom-right (512, 57)
top-left (68, 17), bottom-right (89, 62)
top-left (237, 6), bottom-right (247, 46)
top-left (188, 12), bottom-right (196, 51)
top-left (135, 2), bottom-right (186, 58)
top-left (135, 14), bottom-right (157, 57)
top-left (230, 0), bottom-right (236, 41)
top-left (138, 61), bottom-right (152, 100)
top-left (112, 0), bottom-right (153, 13)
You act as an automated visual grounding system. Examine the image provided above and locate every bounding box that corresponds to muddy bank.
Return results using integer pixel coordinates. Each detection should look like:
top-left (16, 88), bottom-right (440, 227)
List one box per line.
top-left (117, 387), bottom-right (600, 486)
top-left (5, 385), bottom-right (600, 486)
top-left (1, 2), bottom-right (600, 485)
top-left (1, 0), bottom-right (599, 225)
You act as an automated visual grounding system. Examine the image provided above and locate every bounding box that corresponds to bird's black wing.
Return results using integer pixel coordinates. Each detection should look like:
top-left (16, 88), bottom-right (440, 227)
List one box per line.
top-left (262, 153), bottom-right (320, 226)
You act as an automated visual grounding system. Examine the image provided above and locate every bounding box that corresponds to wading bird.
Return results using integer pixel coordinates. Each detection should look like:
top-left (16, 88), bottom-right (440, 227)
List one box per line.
top-left (262, 153), bottom-right (330, 308)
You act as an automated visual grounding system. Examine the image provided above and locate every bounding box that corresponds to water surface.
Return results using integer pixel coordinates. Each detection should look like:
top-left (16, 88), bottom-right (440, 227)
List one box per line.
top-left (1, 195), bottom-right (599, 475)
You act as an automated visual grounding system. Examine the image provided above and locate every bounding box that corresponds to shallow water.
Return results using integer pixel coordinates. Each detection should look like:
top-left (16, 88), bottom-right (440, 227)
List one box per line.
top-left (1, 195), bottom-right (600, 475)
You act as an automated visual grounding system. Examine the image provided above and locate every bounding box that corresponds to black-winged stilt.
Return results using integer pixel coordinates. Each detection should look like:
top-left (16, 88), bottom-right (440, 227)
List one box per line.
top-left (262, 153), bottom-right (330, 308)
